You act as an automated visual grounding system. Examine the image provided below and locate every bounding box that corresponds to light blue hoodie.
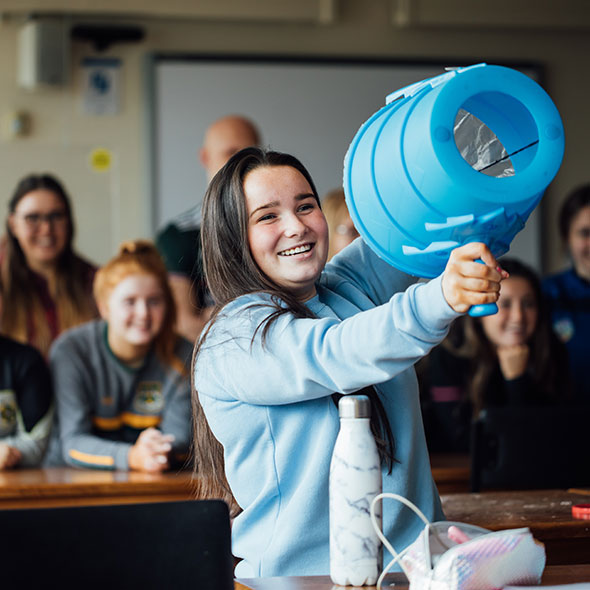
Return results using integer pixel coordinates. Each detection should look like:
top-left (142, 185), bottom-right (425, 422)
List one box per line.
top-left (195, 238), bottom-right (459, 577)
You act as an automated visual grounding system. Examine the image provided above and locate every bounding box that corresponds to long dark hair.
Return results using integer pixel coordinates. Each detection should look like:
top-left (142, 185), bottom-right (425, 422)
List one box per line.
top-left (1, 174), bottom-right (96, 355)
top-left (446, 257), bottom-right (566, 415)
top-left (192, 148), bottom-right (395, 514)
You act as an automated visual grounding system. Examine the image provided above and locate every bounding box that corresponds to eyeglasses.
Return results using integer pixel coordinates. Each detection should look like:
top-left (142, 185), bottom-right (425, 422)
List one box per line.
top-left (17, 210), bottom-right (68, 229)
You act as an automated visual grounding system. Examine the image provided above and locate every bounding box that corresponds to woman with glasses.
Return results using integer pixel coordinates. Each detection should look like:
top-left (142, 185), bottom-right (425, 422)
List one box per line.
top-left (1, 173), bottom-right (97, 357)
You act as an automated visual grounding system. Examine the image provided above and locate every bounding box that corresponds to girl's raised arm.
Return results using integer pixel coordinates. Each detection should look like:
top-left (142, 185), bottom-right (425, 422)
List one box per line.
top-left (197, 243), bottom-right (503, 407)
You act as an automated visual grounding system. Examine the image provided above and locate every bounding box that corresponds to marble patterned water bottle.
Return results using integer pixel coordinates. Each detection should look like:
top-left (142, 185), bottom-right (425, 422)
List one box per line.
top-left (329, 395), bottom-right (382, 586)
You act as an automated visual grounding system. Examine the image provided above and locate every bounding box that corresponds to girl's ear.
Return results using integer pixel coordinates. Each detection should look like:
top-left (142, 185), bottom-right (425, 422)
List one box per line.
top-left (96, 298), bottom-right (109, 321)
top-left (7, 213), bottom-right (16, 234)
top-left (199, 146), bottom-right (209, 170)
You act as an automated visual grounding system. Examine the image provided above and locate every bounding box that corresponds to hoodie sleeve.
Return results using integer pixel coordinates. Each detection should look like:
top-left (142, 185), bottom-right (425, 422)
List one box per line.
top-left (196, 274), bottom-right (459, 406)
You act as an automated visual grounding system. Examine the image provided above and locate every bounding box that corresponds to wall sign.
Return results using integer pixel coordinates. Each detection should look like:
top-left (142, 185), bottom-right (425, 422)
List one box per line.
top-left (81, 57), bottom-right (122, 115)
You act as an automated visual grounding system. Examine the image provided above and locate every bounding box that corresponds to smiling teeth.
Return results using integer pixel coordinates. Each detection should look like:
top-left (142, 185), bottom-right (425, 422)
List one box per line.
top-left (279, 244), bottom-right (312, 256)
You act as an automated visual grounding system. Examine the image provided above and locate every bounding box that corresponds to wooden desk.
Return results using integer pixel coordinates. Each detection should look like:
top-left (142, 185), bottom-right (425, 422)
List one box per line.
top-left (442, 489), bottom-right (590, 565)
top-left (430, 453), bottom-right (470, 493)
top-left (0, 467), bottom-right (196, 509)
top-left (235, 564), bottom-right (590, 589)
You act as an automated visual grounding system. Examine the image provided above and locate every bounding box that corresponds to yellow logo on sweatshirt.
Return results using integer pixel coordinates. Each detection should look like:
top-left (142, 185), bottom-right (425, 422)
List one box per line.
top-left (133, 382), bottom-right (164, 414)
top-left (0, 390), bottom-right (17, 436)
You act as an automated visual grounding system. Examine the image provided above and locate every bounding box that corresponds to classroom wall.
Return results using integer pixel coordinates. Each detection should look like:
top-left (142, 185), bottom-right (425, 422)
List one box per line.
top-left (0, 0), bottom-right (588, 271)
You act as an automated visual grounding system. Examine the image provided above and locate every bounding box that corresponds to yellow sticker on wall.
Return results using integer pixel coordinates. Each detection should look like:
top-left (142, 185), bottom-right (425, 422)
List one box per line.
top-left (89, 148), bottom-right (112, 172)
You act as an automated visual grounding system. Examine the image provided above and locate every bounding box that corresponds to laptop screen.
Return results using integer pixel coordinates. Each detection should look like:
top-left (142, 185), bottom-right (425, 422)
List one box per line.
top-left (1, 499), bottom-right (234, 590)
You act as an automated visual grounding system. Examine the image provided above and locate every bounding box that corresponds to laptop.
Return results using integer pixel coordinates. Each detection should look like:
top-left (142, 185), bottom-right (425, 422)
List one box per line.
top-left (1, 499), bottom-right (234, 590)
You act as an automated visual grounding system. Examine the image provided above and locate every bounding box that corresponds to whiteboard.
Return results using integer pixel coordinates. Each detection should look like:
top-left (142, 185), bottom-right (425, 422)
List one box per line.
top-left (148, 56), bottom-right (543, 271)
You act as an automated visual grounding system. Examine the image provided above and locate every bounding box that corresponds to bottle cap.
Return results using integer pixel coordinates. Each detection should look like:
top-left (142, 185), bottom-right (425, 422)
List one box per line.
top-left (572, 504), bottom-right (590, 520)
top-left (338, 395), bottom-right (371, 419)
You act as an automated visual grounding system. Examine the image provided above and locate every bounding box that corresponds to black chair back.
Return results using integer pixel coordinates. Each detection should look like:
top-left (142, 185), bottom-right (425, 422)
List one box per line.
top-left (1, 499), bottom-right (233, 590)
top-left (470, 405), bottom-right (590, 492)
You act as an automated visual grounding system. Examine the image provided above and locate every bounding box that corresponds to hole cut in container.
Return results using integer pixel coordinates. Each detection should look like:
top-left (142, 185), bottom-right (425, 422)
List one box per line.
top-left (454, 109), bottom-right (515, 177)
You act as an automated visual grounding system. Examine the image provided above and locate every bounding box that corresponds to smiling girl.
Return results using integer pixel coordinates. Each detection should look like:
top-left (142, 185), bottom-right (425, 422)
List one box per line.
top-left (1, 174), bottom-right (97, 357)
top-left (422, 258), bottom-right (570, 453)
top-left (45, 241), bottom-right (191, 471)
top-left (192, 148), bottom-right (506, 577)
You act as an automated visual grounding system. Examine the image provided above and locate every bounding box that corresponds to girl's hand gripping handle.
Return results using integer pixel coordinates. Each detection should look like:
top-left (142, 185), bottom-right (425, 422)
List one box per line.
top-left (442, 243), bottom-right (508, 315)
top-left (468, 259), bottom-right (499, 317)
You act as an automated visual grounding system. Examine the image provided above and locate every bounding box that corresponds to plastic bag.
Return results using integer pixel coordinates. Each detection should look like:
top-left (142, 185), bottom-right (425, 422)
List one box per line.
top-left (370, 493), bottom-right (546, 590)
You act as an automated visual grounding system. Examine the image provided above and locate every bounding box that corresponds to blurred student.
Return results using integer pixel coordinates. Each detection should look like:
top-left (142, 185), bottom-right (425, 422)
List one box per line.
top-left (321, 187), bottom-right (359, 260)
top-left (0, 281), bottom-right (52, 468)
top-left (423, 258), bottom-right (570, 453)
top-left (45, 241), bottom-right (191, 472)
top-left (156, 115), bottom-right (261, 342)
top-left (1, 174), bottom-right (97, 357)
top-left (543, 184), bottom-right (590, 402)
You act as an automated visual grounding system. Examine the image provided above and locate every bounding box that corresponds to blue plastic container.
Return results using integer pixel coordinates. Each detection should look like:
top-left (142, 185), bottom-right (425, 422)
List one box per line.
top-left (343, 64), bottom-right (564, 283)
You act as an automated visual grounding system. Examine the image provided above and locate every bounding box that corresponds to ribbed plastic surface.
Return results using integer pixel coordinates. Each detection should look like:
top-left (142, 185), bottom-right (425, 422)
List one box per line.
top-left (343, 63), bottom-right (564, 279)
